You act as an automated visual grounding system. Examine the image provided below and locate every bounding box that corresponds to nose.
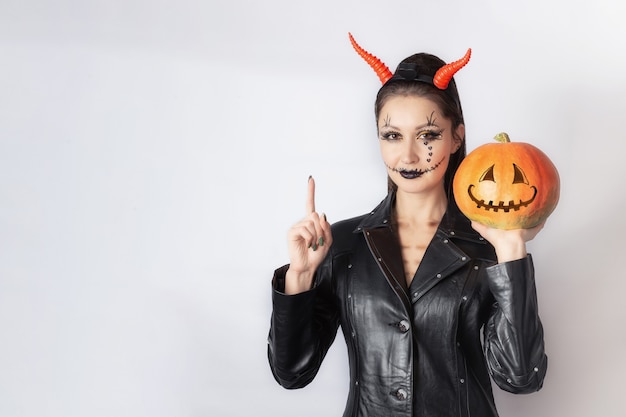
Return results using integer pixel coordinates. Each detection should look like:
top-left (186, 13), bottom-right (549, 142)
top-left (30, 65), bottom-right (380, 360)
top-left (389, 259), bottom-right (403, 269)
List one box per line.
top-left (400, 139), bottom-right (420, 165)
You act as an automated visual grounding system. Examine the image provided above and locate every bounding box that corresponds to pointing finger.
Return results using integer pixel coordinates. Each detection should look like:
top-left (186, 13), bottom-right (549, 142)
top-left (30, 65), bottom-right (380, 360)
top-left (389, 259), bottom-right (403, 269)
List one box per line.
top-left (306, 175), bottom-right (316, 215)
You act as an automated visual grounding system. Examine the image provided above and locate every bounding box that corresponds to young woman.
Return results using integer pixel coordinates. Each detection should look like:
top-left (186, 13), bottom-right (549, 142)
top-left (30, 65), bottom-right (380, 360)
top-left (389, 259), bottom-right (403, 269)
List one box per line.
top-left (267, 34), bottom-right (547, 417)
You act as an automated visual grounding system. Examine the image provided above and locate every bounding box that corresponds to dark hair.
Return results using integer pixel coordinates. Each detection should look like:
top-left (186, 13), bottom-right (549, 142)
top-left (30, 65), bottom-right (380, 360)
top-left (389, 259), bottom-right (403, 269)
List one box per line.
top-left (374, 53), bottom-right (467, 198)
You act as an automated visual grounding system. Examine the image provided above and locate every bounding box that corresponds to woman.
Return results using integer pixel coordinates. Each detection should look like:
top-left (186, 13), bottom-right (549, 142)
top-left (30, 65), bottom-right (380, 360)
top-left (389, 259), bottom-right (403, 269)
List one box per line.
top-left (267, 34), bottom-right (547, 417)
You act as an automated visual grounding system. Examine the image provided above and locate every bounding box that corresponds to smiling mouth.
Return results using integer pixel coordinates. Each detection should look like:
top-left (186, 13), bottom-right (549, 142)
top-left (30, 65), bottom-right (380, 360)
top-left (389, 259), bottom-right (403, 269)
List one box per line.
top-left (399, 170), bottom-right (424, 179)
top-left (467, 184), bottom-right (538, 212)
top-left (388, 157), bottom-right (444, 179)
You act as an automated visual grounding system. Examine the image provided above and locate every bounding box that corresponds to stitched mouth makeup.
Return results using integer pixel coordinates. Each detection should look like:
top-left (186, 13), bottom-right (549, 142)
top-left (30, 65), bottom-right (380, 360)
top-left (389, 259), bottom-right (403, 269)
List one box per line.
top-left (387, 157), bottom-right (444, 179)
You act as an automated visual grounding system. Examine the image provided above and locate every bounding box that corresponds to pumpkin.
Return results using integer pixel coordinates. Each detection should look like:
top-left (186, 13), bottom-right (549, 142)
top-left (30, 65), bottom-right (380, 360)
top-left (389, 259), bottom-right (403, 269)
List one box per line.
top-left (452, 132), bottom-right (560, 230)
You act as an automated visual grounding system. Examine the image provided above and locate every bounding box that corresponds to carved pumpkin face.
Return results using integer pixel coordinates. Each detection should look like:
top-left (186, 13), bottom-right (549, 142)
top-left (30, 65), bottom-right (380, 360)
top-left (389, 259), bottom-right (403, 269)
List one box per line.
top-left (452, 133), bottom-right (560, 229)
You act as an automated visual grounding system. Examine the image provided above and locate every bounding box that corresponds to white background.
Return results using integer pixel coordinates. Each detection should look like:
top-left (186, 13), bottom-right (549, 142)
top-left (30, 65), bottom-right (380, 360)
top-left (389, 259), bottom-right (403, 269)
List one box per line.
top-left (1, 1), bottom-right (625, 416)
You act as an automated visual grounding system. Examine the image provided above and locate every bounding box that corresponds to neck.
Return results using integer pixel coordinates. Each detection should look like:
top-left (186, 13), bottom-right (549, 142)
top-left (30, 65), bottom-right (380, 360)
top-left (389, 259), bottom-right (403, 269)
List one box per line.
top-left (393, 186), bottom-right (448, 227)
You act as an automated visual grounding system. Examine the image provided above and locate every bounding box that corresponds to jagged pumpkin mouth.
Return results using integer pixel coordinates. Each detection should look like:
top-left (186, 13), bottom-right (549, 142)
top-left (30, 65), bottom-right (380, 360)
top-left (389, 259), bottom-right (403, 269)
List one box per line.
top-left (467, 184), bottom-right (537, 212)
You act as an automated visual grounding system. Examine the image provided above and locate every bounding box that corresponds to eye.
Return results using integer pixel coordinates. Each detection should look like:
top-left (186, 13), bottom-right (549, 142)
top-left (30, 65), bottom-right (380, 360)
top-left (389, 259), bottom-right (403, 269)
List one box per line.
top-left (479, 165), bottom-right (495, 182)
top-left (381, 131), bottom-right (401, 141)
top-left (512, 164), bottom-right (529, 184)
top-left (417, 130), bottom-right (442, 141)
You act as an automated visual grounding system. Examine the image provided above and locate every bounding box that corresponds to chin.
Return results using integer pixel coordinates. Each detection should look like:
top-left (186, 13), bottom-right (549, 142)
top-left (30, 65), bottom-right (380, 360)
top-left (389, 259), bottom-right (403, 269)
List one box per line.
top-left (391, 174), bottom-right (445, 195)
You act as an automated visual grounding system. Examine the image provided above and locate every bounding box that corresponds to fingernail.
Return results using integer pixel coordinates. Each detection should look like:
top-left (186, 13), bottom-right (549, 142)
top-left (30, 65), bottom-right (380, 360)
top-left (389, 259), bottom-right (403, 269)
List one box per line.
top-left (308, 175), bottom-right (312, 182)
top-left (318, 236), bottom-right (324, 247)
top-left (312, 243), bottom-right (318, 251)
top-left (322, 213), bottom-right (327, 222)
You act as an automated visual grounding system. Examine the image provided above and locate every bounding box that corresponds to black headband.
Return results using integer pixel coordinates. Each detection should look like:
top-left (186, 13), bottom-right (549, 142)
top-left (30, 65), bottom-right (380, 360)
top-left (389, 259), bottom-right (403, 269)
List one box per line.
top-left (389, 63), bottom-right (437, 86)
top-left (386, 62), bottom-right (461, 109)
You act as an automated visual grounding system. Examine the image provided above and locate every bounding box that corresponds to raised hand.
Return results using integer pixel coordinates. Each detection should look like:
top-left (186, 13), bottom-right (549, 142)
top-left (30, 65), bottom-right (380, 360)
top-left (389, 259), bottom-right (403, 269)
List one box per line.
top-left (284, 176), bottom-right (333, 294)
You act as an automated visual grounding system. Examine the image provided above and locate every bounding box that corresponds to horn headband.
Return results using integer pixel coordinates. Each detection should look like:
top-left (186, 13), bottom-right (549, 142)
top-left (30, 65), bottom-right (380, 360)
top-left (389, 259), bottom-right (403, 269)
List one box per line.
top-left (348, 32), bottom-right (471, 90)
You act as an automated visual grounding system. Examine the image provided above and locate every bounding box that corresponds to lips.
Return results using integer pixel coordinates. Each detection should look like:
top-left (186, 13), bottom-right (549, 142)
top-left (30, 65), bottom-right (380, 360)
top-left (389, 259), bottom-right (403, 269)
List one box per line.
top-left (399, 170), bottom-right (424, 179)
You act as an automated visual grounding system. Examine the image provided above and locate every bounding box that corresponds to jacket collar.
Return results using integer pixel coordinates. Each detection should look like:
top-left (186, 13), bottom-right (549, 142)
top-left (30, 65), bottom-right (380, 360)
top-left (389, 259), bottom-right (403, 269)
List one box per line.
top-left (353, 190), bottom-right (485, 244)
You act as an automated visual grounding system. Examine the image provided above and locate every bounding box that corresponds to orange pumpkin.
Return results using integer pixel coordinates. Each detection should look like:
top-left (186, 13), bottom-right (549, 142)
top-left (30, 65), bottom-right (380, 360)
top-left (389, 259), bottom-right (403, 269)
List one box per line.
top-left (453, 133), bottom-right (560, 230)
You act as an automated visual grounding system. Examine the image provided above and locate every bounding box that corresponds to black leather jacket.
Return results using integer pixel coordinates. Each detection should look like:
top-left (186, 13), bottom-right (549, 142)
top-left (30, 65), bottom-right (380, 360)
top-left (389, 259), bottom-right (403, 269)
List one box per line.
top-left (268, 192), bottom-right (547, 417)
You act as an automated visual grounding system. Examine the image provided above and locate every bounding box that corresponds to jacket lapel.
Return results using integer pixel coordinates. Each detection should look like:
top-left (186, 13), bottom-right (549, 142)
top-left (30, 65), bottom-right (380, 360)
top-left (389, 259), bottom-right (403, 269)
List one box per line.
top-left (354, 192), bottom-right (485, 306)
top-left (364, 227), bottom-right (412, 315)
top-left (408, 230), bottom-right (470, 302)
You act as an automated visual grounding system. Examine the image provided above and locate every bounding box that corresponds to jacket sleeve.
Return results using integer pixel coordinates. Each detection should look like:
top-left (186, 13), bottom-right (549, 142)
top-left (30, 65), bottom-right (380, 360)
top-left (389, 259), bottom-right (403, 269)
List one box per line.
top-left (483, 254), bottom-right (548, 394)
top-left (267, 262), bottom-right (340, 389)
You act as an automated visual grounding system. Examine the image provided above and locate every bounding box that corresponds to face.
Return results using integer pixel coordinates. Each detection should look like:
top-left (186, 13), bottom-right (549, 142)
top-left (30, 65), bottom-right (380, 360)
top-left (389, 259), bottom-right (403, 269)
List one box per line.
top-left (377, 95), bottom-right (464, 195)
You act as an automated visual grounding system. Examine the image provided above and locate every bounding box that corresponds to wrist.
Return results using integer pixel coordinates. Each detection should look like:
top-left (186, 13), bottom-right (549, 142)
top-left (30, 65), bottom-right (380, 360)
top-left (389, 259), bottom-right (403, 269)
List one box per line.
top-left (284, 267), bottom-right (315, 295)
top-left (495, 240), bottom-right (527, 263)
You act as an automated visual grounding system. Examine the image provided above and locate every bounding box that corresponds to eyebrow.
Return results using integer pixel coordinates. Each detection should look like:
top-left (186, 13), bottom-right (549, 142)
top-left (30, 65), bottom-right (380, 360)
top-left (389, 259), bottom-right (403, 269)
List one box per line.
top-left (379, 111), bottom-right (440, 131)
top-left (426, 111), bottom-right (438, 126)
top-left (378, 120), bottom-right (441, 131)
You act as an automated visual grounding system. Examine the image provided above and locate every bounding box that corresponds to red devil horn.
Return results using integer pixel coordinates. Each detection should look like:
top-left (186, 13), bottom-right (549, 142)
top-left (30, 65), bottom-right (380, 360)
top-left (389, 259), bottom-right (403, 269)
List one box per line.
top-left (348, 32), bottom-right (393, 85)
top-left (433, 48), bottom-right (472, 90)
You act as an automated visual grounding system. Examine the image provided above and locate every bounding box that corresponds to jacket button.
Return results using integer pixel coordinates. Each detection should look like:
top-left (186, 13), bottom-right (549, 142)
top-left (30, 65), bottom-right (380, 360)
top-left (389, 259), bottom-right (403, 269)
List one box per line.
top-left (394, 388), bottom-right (408, 400)
top-left (398, 320), bottom-right (410, 332)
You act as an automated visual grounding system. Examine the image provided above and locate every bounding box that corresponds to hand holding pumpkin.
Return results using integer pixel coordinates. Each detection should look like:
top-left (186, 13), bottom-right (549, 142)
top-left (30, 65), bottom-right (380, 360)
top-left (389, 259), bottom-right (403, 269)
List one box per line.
top-left (470, 220), bottom-right (545, 263)
top-left (453, 132), bottom-right (560, 230)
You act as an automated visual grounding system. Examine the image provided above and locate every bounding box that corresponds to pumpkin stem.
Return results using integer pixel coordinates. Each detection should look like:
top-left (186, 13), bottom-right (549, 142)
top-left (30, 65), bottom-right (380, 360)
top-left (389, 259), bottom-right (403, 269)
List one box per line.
top-left (494, 132), bottom-right (511, 143)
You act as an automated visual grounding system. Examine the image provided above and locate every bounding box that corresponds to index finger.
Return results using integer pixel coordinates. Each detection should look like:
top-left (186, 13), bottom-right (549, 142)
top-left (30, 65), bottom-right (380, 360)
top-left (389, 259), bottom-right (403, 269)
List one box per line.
top-left (306, 175), bottom-right (316, 214)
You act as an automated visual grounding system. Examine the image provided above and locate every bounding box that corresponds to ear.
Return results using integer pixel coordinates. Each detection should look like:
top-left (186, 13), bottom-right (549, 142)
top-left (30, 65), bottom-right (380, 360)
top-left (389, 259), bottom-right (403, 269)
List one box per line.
top-left (452, 124), bottom-right (465, 153)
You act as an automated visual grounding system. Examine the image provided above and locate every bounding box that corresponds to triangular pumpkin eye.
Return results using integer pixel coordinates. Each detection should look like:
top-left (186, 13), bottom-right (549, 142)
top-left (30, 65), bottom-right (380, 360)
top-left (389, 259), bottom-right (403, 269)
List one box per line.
top-left (512, 163), bottom-right (529, 184)
top-left (479, 165), bottom-right (496, 182)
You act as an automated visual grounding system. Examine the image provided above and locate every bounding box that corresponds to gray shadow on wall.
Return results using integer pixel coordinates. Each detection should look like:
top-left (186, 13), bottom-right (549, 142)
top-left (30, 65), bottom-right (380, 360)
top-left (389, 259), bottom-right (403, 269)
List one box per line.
top-left (492, 86), bottom-right (626, 417)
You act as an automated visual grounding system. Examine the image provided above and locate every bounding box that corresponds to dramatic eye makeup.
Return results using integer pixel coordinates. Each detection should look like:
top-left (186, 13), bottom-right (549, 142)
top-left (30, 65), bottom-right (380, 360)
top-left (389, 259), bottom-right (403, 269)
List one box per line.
top-left (378, 114), bottom-right (398, 140)
top-left (418, 112), bottom-right (444, 140)
top-left (417, 129), bottom-right (443, 141)
top-left (380, 130), bottom-right (402, 141)
top-left (379, 111), bottom-right (444, 142)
